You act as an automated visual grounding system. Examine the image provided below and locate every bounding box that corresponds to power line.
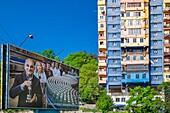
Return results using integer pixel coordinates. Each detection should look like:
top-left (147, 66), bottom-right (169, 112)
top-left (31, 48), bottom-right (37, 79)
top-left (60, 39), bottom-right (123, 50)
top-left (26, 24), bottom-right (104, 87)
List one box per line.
top-left (0, 24), bottom-right (16, 45)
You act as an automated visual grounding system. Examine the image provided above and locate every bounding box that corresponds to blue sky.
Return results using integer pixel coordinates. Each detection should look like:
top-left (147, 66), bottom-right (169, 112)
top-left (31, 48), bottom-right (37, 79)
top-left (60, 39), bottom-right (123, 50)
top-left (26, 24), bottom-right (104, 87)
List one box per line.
top-left (0, 0), bottom-right (98, 60)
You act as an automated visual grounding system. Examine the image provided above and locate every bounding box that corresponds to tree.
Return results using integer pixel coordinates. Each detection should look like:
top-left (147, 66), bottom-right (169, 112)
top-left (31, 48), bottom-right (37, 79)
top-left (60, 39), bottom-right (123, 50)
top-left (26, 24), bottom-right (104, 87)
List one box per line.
top-left (80, 63), bottom-right (102, 103)
top-left (125, 86), bottom-right (164, 113)
top-left (62, 51), bottom-right (97, 69)
top-left (96, 93), bottom-right (113, 113)
top-left (158, 82), bottom-right (170, 113)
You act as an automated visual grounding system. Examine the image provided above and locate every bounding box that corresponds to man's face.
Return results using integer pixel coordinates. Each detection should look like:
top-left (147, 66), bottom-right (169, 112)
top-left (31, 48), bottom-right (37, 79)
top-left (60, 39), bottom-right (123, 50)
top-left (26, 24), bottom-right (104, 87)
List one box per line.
top-left (47, 63), bottom-right (50, 70)
top-left (24, 59), bottom-right (35, 76)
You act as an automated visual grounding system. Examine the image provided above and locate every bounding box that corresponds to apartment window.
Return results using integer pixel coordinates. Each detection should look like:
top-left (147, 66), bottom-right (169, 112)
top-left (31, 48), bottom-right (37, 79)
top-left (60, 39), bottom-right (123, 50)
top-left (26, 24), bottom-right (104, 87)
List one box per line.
top-left (112, 7), bottom-right (116, 11)
top-left (140, 38), bottom-right (144, 42)
top-left (126, 12), bottom-right (130, 17)
top-left (153, 23), bottom-right (157, 27)
top-left (153, 6), bottom-right (157, 10)
top-left (100, 77), bottom-right (102, 80)
top-left (166, 75), bottom-right (170, 78)
top-left (153, 15), bottom-right (158, 19)
top-left (153, 41), bottom-right (157, 44)
top-left (100, 24), bottom-right (104, 28)
top-left (154, 58), bottom-right (158, 62)
top-left (136, 20), bottom-right (141, 25)
top-left (121, 30), bottom-right (124, 34)
top-left (140, 56), bottom-right (144, 60)
top-left (99, 68), bottom-right (102, 71)
top-left (113, 33), bottom-right (117, 37)
top-left (113, 50), bottom-right (117, 54)
top-left (126, 38), bottom-right (129, 43)
top-left (154, 32), bottom-right (158, 37)
top-left (113, 60), bottom-right (117, 63)
top-left (127, 3), bottom-right (141, 7)
top-left (112, 0), bottom-right (116, 3)
top-left (100, 16), bottom-right (104, 19)
top-left (142, 74), bottom-right (146, 78)
top-left (100, 41), bottom-right (104, 45)
top-left (113, 68), bottom-right (117, 71)
top-left (133, 56), bottom-right (137, 60)
top-left (154, 67), bottom-right (158, 71)
top-left (154, 76), bottom-right (158, 80)
top-left (112, 16), bottom-right (116, 20)
top-left (134, 12), bottom-right (141, 17)
top-left (100, 7), bottom-right (104, 10)
top-left (113, 42), bottom-right (117, 46)
top-left (127, 56), bottom-right (130, 60)
top-left (127, 74), bottom-right (131, 79)
top-left (136, 74), bottom-right (139, 78)
top-left (129, 28), bottom-right (141, 35)
top-left (121, 38), bottom-right (124, 43)
top-left (133, 38), bottom-right (137, 43)
top-left (116, 98), bottom-right (120, 102)
top-left (113, 25), bottom-right (116, 28)
top-left (153, 49), bottom-right (158, 54)
top-left (128, 20), bottom-right (133, 26)
top-left (99, 33), bottom-right (103, 37)
top-left (121, 98), bottom-right (125, 102)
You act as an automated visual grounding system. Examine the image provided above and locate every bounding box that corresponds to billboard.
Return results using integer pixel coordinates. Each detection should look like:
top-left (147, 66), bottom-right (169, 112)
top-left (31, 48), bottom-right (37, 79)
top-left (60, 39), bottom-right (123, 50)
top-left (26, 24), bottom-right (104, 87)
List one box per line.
top-left (2, 44), bottom-right (79, 110)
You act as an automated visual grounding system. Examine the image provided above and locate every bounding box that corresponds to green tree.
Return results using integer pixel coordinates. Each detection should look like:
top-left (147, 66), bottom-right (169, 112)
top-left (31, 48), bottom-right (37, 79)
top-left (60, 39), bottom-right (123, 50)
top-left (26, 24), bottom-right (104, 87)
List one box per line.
top-left (125, 86), bottom-right (164, 113)
top-left (80, 63), bottom-right (102, 103)
top-left (96, 92), bottom-right (113, 113)
top-left (62, 51), bottom-right (97, 69)
top-left (158, 82), bottom-right (170, 113)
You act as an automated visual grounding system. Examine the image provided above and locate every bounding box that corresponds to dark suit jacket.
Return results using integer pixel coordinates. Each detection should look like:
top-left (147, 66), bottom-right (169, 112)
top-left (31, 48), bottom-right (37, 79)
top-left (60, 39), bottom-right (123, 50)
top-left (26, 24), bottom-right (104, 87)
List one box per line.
top-left (9, 71), bottom-right (43, 108)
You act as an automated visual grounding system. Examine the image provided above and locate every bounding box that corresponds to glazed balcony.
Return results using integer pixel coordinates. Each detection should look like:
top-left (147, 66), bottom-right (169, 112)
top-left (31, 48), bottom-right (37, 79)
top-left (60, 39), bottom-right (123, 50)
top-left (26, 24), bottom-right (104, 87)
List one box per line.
top-left (165, 42), bottom-right (170, 47)
top-left (98, 0), bottom-right (105, 6)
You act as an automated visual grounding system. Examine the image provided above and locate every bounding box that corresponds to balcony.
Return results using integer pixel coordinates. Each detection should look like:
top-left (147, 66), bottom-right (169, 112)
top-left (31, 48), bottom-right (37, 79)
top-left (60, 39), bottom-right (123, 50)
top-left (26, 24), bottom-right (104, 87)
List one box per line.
top-left (98, 53), bottom-right (106, 57)
top-left (164, 70), bottom-right (170, 73)
top-left (164, 52), bottom-right (170, 56)
top-left (164, 25), bottom-right (170, 31)
top-left (99, 62), bottom-right (106, 66)
top-left (126, 7), bottom-right (144, 11)
top-left (99, 44), bottom-right (106, 49)
top-left (165, 42), bottom-right (170, 47)
top-left (151, 79), bottom-right (163, 85)
top-left (98, 0), bottom-right (105, 6)
top-left (164, 34), bottom-right (170, 39)
top-left (107, 80), bottom-right (122, 85)
top-left (98, 71), bottom-right (106, 75)
top-left (98, 36), bottom-right (106, 40)
top-left (99, 79), bottom-right (107, 84)
top-left (122, 78), bottom-right (149, 83)
top-left (122, 65), bottom-right (149, 72)
top-left (164, 7), bottom-right (170, 14)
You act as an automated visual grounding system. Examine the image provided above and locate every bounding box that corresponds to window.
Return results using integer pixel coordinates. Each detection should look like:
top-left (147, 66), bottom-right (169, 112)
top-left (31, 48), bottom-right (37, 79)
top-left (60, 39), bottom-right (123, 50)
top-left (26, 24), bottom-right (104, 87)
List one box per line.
top-left (100, 41), bottom-right (104, 45)
top-left (153, 41), bottom-right (157, 44)
top-left (134, 12), bottom-right (141, 17)
top-left (127, 56), bottom-right (130, 60)
top-left (133, 38), bottom-right (137, 43)
top-left (129, 28), bottom-right (141, 35)
top-left (100, 77), bottom-right (102, 80)
top-left (127, 74), bottom-right (131, 79)
top-left (154, 67), bottom-right (158, 71)
top-left (153, 23), bottom-right (157, 27)
top-left (142, 74), bottom-right (146, 78)
top-left (99, 68), bottom-right (102, 71)
top-left (154, 49), bottom-right (158, 54)
top-left (100, 16), bottom-right (104, 19)
top-left (140, 56), bottom-right (144, 60)
top-left (113, 42), bottom-right (117, 46)
top-left (121, 98), bottom-right (125, 102)
top-left (166, 75), bottom-right (170, 78)
top-left (153, 15), bottom-right (158, 19)
top-left (112, 7), bottom-right (116, 11)
top-left (112, 0), bottom-right (116, 3)
top-left (121, 12), bottom-right (124, 17)
top-left (113, 25), bottom-right (116, 28)
top-left (121, 30), bottom-right (124, 34)
top-left (113, 60), bottom-right (117, 63)
top-left (113, 68), bottom-right (117, 71)
top-left (112, 16), bottom-right (116, 20)
top-left (127, 3), bottom-right (141, 7)
top-left (140, 38), bottom-right (144, 42)
top-left (126, 38), bottom-right (129, 43)
top-left (121, 38), bottom-right (124, 43)
top-left (136, 74), bottom-right (139, 78)
top-left (128, 20), bottom-right (133, 26)
top-left (100, 7), bottom-right (104, 10)
top-left (99, 33), bottom-right (103, 37)
top-left (154, 58), bottom-right (158, 62)
top-left (126, 12), bottom-right (130, 17)
top-left (113, 50), bottom-right (117, 54)
top-left (153, 6), bottom-right (157, 10)
top-left (100, 24), bottom-right (104, 28)
top-left (113, 33), bottom-right (117, 37)
top-left (133, 56), bottom-right (137, 60)
top-left (116, 98), bottom-right (120, 102)
top-left (154, 32), bottom-right (158, 37)
top-left (154, 76), bottom-right (158, 80)
top-left (136, 20), bottom-right (141, 25)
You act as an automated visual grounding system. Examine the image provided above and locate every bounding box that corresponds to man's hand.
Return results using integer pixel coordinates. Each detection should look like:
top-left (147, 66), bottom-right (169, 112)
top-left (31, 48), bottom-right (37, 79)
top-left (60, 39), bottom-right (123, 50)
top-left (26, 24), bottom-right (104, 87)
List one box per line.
top-left (30, 94), bottom-right (37, 103)
top-left (22, 81), bottom-right (32, 87)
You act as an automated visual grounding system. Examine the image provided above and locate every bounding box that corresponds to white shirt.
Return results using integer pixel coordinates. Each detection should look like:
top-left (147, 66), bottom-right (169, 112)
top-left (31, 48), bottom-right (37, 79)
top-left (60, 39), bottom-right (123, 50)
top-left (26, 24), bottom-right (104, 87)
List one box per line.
top-left (53, 68), bottom-right (61, 77)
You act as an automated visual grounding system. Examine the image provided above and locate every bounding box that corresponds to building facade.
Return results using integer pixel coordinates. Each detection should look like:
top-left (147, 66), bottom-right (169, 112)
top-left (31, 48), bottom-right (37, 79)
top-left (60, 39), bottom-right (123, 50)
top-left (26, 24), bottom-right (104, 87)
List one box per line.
top-left (98, 0), bottom-right (170, 106)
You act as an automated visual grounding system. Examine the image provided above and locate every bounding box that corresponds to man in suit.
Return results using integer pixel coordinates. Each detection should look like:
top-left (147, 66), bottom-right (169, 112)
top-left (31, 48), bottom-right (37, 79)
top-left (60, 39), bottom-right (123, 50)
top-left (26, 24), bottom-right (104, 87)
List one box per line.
top-left (9, 58), bottom-right (43, 108)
